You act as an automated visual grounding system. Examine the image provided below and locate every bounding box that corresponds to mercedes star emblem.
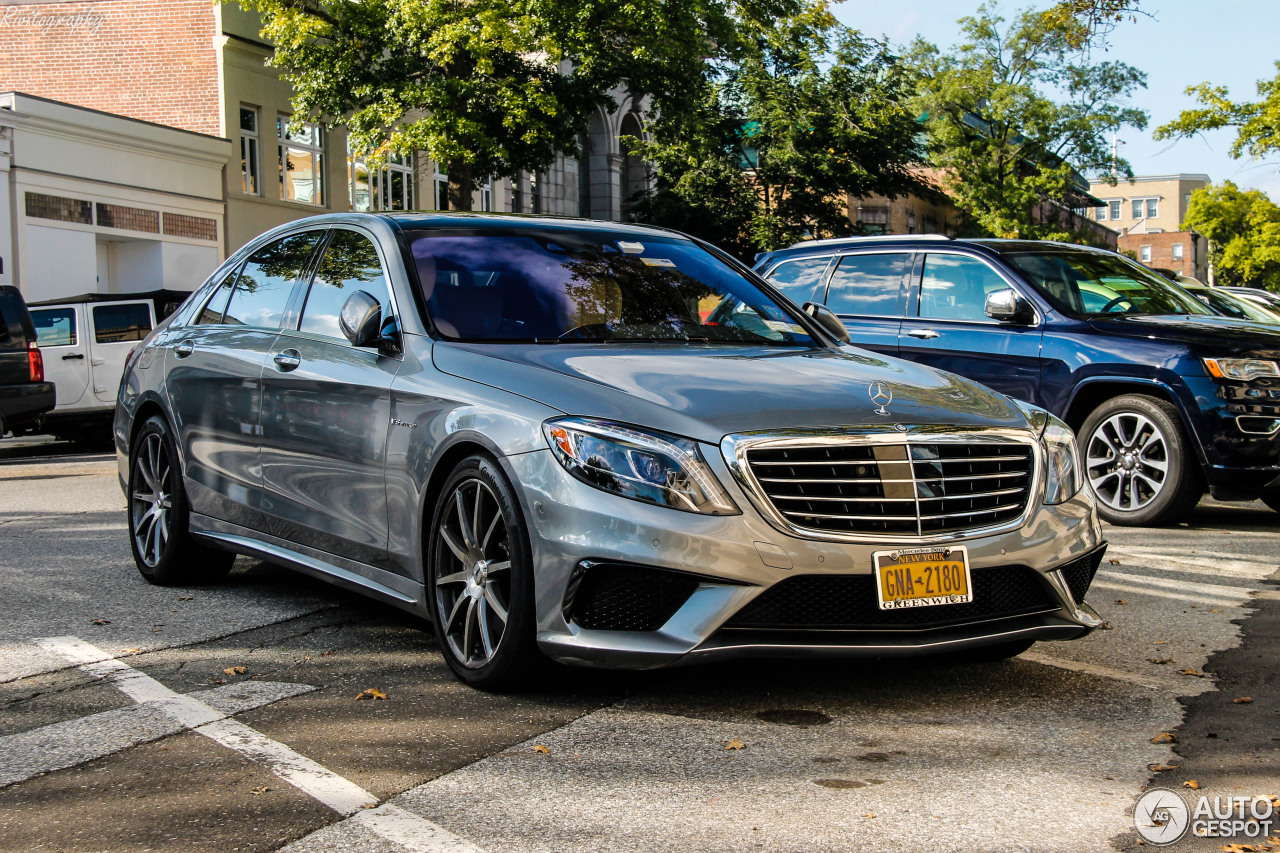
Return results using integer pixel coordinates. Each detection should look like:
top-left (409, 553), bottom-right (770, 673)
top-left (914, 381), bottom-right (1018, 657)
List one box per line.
top-left (869, 381), bottom-right (893, 416)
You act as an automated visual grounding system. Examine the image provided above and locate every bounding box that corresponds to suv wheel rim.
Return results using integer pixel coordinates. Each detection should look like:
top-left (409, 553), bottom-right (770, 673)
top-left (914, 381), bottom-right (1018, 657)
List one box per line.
top-left (434, 478), bottom-right (511, 669)
top-left (1085, 412), bottom-right (1170, 512)
top-left (131, 433), bottom-right (173, 567)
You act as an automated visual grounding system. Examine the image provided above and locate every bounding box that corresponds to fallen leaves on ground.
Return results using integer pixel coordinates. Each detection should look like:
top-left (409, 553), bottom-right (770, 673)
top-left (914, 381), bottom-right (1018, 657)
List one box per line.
top-left (1218, 844), bottom-right (1270, 852)
top-left (1115, 599), bottom-right (1128, 605)
top-left (1099, 621), bottom-right (1114, 630)
top-left (1148, 763), bottom-right (1181, 772)
top-left (250, 785), bottom-right (270, 795)
top-left (1151, 732), bottom-right (1178, 744)
top-left (120, 648), bottom-right (141, 654)
top-left (533, 745), bottom-right (550, 754)
top-left (862, 813), bottom-right (877, 819)
top-left (178, 597), bottom-right (194, 601)
top-left (222, 666), bottom-right (246, 676)
top-left (209, 678), bottom-right (225, 684)
top-left (355, 688), bottom-right (387, 701)
top-left (90, 619), bottom-right (110, 625)
top-left (1184, 780), bottom-right (1201, 790)
top-left (1147, 658), bottom-right (1174, 665)
top-left (1154, 640), bottom-right (1170, 645)
top-left (725, 739), bottom-right (746, 751)
top-left (1108, 558), bottom-right (1121, 565)
top-left (1180, 669), bottom-right (1206, 678)
top-left (1233, 696), bottom-right (1254, 704)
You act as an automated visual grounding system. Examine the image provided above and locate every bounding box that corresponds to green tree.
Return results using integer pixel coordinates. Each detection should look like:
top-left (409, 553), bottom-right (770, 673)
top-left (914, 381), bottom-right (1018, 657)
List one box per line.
top-left (1154, 61), bottom-right (1280, 164)
top-left (1182, 181), bottom-right (1280, 289)
top-left (909, 3), bottom-right (1147, 243)
top-left (1039, 0), bottom-right (1144, 49)
top-left (243, 0), bottom-right (738, 209)
top-left (631, 2), bottom-right (926, 258)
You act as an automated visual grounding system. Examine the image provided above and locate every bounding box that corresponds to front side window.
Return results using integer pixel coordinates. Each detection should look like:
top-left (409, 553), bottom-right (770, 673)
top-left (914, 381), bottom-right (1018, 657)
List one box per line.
top-left (824, 253), bottom-right (909, 317)
top-left (278, 116), bottom-right (325, 206)
top-left (196, 269), bottom-right (238, 325)
top-left (240, 107), bottom-right (260, 195)
top-left (1003, 251), bottom-right (1212, 317)
top-left (30, 308), bottom-right (77, 346)
top-left (765, 256), bottom-right (830, 306)
top-left (93, 303), bottom-right (152, 343)
top-left (224, 231), bottom-right (324, 329)
top-left (299, 230), bottom-right (393, 340)
top-left (408, 229), bottom-right (817, 345)
top-left (918, 254), bottom-right (1009, 321)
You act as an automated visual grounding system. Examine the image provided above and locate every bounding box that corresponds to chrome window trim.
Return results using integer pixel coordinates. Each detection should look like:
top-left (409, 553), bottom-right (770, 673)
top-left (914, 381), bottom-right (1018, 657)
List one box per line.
top-left (720, 425), bottom-right (1044, 545)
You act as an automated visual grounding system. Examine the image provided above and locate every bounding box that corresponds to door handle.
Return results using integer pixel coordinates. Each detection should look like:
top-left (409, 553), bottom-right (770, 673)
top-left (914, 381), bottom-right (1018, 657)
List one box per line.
top-left (906, 329), bottom-right (940, 340)
top-left (62, 353), bottom-right (85, 360)
top-left (174, 340), bottom-right (195, 358)
top-left (273, 349), bottom-right (302, 371)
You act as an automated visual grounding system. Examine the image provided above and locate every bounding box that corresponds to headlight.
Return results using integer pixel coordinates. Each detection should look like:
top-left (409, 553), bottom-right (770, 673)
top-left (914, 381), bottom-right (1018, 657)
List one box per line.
top-left (1012, 399), bottom-right (1081, 505)
top-left (543, 418), bottom-right (739, 515)
top-left (1203, 358), bottom-right (1280, 381)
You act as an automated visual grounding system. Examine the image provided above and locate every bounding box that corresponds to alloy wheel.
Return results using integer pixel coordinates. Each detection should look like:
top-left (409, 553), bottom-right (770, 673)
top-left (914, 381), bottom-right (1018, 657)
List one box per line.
top-left (131, 432), bottom-right (173, 568)
top-left (1085, 411), bottom-right (1170, 512)
top-left (434, 478), bottom-right (512, 669)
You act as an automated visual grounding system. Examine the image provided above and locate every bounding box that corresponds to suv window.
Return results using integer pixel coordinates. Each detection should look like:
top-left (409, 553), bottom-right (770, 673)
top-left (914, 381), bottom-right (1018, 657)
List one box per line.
top-left (224, 231), bottom-right (324, 329)
top-left (31, 308), bottom-right (77, 346)
top-left (93, 303), bottom-right (152, 343)
top-left (918, 254), bottom-right (1009, 321)
top-left (299, 230), bottom-right (393, 340)
top-left (825, 253), bottom-right (909, 317)
top-left (765, 257), bottom-right (829, 305)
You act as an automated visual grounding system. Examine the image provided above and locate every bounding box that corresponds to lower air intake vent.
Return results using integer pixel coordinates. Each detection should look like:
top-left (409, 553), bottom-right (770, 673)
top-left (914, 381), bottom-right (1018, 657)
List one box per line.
top-left (1058, 548), bottom-right (1106, 605)
top-left (568, 564), bottom-right (701, 631)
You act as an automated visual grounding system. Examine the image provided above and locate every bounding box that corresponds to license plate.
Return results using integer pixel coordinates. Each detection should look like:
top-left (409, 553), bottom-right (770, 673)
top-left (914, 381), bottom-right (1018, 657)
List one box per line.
top-left (873, 545), bottom-right (972, 610)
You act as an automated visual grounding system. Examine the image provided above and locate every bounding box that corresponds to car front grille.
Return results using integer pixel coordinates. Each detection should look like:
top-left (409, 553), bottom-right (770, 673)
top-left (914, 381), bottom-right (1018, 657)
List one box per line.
top-left (744, 438), bottom-right (1035, 537)
top-left (721, 566), bottom-right (1059, 632)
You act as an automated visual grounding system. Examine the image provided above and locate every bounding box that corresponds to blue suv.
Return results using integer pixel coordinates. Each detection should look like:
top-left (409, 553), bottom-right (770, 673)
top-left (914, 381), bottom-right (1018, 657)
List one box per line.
top-left (754, 235), bottom-right (1280, 525)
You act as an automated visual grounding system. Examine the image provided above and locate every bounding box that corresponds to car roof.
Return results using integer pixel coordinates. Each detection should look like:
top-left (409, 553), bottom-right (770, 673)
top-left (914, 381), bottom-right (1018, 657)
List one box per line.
top-left (756, 235), bottom-right (1113, 268)
top-left (321, 211), bottom-right (693, 241)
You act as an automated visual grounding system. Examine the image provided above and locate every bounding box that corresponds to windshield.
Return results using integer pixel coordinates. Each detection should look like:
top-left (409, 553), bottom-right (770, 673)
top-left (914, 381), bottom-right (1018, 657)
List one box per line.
top-left (407, 229), bottom-right (817, 345)
top-left (1189, 287), bottom-right (1280, 324)
top-left (1002, 251), bottom-right (1213, 318)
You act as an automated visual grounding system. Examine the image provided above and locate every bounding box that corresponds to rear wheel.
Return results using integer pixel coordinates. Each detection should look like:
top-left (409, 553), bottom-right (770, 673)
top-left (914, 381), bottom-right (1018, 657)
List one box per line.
top-left (428, 454), bottom-right (541, 690)
top-left (1080, 394), bottom-right (1203, 526)
top-left (128, 416), bottom-right (234, 586)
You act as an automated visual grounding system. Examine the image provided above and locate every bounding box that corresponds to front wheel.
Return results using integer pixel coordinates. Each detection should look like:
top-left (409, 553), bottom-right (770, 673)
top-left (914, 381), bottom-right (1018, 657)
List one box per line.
top-left (128, 416), bottom-right (235, 585)
top-left (428, 454), bottom-right (541, 690)
top-left (1079, 394), bottom-right (1203, 526)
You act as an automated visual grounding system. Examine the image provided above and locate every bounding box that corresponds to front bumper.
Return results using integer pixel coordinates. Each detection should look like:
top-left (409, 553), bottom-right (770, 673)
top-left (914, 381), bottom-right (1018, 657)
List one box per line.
top-left (508, 447), bottom-right (1106, 669)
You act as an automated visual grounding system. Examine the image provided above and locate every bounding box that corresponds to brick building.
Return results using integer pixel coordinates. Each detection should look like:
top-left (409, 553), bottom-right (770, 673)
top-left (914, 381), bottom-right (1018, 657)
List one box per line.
top-left (1086, 174), bottom-right (1210, 281)
top-left (0, 0), bottom-right (650, 275)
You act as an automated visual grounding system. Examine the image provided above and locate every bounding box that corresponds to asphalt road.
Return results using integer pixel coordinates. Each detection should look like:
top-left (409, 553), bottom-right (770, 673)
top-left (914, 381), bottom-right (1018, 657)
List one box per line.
top-left (1, 441), bottom-right (1277, 853)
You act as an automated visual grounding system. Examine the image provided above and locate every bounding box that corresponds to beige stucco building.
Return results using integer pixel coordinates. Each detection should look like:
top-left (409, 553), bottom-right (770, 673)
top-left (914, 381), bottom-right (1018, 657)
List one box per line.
top-left (1087, 173), bottom-right (1211, 281)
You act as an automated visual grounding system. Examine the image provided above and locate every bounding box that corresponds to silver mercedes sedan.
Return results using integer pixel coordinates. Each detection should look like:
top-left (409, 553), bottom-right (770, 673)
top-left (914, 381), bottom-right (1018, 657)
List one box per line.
top-left (115, 213), bottom-right (1106, 689)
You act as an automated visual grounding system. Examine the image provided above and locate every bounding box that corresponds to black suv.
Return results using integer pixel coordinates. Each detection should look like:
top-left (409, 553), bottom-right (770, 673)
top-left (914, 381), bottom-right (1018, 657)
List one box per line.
top-left (754, 236), bottom-right (1280, 525)
top-left (0, 285), bottom-right (55, 437)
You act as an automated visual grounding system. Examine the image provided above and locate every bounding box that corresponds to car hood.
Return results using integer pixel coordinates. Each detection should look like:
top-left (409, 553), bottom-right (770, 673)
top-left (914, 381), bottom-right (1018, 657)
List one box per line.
top-left (1086, 314), bottom-right (1280, 358)
top-left (433, 342), bottom-right (1029, 444)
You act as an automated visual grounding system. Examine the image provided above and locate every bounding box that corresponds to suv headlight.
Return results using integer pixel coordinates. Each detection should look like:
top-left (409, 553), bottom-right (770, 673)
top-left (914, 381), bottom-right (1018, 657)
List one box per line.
top-left (1012, 400), bottom-right (1082, 505)
top-left (1203, 358), bottom-right (1280, 382)
top-left (543, 418), bottom-right (739, 515)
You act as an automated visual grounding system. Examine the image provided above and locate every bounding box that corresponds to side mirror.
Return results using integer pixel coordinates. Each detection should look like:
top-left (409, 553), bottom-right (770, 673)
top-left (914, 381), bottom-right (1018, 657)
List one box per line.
top-left (984, 288), bottom-right (1034, 324)
top-left (339, 290), bottom-right (383, 348)
top-left (803, 302), bottom-right (851, 344)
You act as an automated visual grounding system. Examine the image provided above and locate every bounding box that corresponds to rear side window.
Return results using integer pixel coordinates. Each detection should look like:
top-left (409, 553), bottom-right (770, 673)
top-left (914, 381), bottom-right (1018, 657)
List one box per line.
top-left (224, 231), bottom-right (323, 329)
top-left (196, 269), bottom-right (238, 325)
top-left (93, 304), bottom-right (152, 343)
top-left (299, 230), bottom-right (393, 341)
top-left (918, 254), bottom-right (1009, 321)
top-left (825, 253), bottom-right (910, 317)
top-left (765, 257), bottom-right (830, 305)
top-left (31, 308), bottom-right (77, 346)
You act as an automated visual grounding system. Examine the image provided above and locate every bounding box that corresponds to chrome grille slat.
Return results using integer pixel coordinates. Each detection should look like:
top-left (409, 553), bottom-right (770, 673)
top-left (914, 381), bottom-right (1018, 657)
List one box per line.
top-left (743, 435), bottom-right (1036, 537)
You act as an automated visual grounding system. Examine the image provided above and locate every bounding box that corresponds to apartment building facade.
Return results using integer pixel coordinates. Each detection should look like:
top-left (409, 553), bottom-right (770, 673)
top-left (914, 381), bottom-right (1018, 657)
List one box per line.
top-left (0, 0), bottom-right (650, 290)
top-left (1087, 173), bottom-right (1211, 281)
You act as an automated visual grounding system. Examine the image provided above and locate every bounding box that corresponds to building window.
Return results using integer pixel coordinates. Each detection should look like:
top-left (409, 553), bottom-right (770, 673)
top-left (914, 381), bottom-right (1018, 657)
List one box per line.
top-left (1095, 205), bottom-right (1107, 221)
top-left (510, 180), bottom-right (522, 213)
top-left (278, 116), bottom-right (325, 206)
top-left (1172, 243), bottom-right (1184, 261)
top-left (1140, 245), bottom-right (1152, 263)
top-left (480, 177), bottom-right (493, 212)
top-left (348, 143), bottom-right (414, 211)
top-left (529, 173), bottom-right (541, 214)
top-left (434, 167), bottom-right (449, 210)
top-left (1132, 199), bottom-right (1143, 219)
top-left (1109, 200), bottom-right (1121, 220)
top-left (240, 107), bottom-right (260, 195)
top-left (1147, 198), bottom-right (1158, 218)
top-left (1132, 197), bottom-right (1158, 219)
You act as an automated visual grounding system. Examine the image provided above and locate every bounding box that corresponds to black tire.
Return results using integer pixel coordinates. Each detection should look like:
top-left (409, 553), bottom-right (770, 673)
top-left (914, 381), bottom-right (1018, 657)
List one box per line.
top-left (946, 638), bottom-right (1035, 663)
top-left (427, 454), bottom-right (542, 691)
top-left (1079, 394), bottom-right (1203, 526)
top-left (127, 415), bottom-right (235, 586)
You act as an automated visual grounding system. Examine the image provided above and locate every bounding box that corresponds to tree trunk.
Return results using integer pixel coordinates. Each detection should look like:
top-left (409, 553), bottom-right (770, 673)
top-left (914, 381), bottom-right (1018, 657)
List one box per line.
top-left (447, 159), bottom-right (474, 211)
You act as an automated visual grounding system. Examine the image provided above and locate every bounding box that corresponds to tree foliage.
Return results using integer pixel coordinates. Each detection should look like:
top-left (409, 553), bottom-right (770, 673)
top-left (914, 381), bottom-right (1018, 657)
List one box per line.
top-left (1155, 60), bottom-right (1280, 164)
top-left (1182, 181), bottom-right (1280, 290)
top-left (1038, 0), bottom-right (1144, 50)
top-left (242, 0), bottom-right (738, 209)
top-left (630, 2), bottom-right (926, 258)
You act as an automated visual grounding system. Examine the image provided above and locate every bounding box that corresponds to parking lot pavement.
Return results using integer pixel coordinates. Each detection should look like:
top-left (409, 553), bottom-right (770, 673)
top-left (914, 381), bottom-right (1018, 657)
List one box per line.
top-left (0, 451), bottom-right (1277, 852)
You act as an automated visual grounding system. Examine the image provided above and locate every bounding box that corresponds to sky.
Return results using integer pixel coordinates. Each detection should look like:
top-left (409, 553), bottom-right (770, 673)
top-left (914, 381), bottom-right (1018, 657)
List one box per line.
top-left (831, 0), bottom-right (1280, 198)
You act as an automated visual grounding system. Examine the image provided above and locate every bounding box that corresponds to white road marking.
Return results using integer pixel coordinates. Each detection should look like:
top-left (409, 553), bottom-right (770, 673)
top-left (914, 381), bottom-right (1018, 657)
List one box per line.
top-left (1104, 548), bottom-right (1276, 579)
top-left (1092, 578), bottom-right (1244, 606)
top-left (1098, 569), bottom-right (1255, 600)
top-left (35, 636), bottom-right (484, 853)
top-left (1020, 651), bottom-right (1185, 691)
